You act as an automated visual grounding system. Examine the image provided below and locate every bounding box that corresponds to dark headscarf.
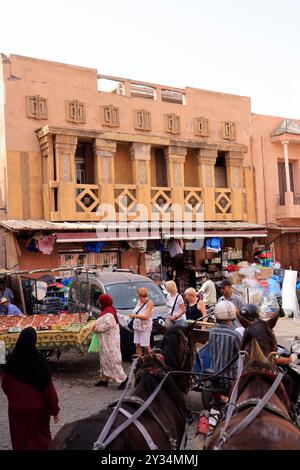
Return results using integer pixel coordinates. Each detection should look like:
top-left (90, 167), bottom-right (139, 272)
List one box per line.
top-left (4, 327), bottom-right (51, 390)
top-left (98, 294), bottom-right (118, 324)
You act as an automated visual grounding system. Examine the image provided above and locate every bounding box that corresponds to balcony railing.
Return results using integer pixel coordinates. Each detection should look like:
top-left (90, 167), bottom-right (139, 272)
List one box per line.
top-left (44, 182), bottom-right (246, 222)
top-left (75, 185), bottom-right (100, 213)
top-left (215, 189), bottom-right (232, 215)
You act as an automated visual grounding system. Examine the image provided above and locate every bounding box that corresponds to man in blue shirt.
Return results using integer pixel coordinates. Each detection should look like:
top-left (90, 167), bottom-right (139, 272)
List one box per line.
top-left (0, 297), bottom-right (23, 316)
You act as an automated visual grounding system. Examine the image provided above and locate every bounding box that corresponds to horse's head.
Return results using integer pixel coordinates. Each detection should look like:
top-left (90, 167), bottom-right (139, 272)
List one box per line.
top-left (241, 315), bottom-right (278, 364)
top-left (159, 322), bottom-right (195, 393)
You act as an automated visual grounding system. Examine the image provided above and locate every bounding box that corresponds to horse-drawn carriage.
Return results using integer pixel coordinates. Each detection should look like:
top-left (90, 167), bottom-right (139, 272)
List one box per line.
top-left (49, 317), bottom-right (300, 451)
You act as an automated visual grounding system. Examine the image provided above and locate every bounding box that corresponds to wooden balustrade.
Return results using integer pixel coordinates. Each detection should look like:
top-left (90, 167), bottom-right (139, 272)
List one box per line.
top-left (44, 182), bottom-right (246, 222)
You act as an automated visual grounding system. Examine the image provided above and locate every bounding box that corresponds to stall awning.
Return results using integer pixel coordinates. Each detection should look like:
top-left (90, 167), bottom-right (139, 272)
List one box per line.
top-left (0, 219), bottom-right (267, 240)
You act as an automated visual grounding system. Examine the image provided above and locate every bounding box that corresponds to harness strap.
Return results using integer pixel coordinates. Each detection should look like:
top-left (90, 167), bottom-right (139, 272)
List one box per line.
top-left (222, 354), bottom-right (245, 433)
top-left (93, 369), bottom-right (182, 450)
top-left (118, 408), bottom-right (158, 450)
top-left (117, 395), bottom-right (178, 449)
top-left (93, 357), bottom-right (138, 450)
top-left (234, 399), bottom-right (290, 422)
top-left (217, 371), bottom-right (284, 449)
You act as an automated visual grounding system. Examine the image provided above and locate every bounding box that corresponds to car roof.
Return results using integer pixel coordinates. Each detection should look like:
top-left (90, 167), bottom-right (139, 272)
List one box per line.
top-left (77, 271), bottom-right (153, 285)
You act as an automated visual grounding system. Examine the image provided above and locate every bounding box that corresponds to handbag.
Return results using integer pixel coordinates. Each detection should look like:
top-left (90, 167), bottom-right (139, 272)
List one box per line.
top-left (88, 333), bottom-right (99, 353)
top-left (164, 294), bottom-right (179, 329)
top-left (128, 300), bottom-right (150, 331)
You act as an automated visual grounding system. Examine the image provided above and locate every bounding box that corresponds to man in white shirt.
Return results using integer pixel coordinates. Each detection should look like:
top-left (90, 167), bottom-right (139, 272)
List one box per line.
top-left (198, 273), bottom-right (217, 306)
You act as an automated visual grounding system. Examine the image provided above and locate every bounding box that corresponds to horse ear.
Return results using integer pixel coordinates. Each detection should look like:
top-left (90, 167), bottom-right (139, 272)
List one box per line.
top-left (249, 338), bottom-right (268, 364)
top-left (266, 314), bottom-right (279, 330)
top-left (237, 312), bottom-right (252, 329)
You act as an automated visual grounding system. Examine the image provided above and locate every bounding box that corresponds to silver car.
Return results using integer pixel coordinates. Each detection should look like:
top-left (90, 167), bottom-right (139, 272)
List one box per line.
top-left (68, 269), bottom-right (168, 358)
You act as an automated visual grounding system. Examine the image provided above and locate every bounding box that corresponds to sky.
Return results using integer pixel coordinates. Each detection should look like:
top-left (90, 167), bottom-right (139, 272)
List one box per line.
top-left (1, 0), bottom-right (300, 118)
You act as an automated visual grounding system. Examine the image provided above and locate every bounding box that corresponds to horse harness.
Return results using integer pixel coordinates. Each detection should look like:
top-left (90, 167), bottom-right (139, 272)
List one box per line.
top-left (213, 353), bottom-right (286, 449)
top-left (93, 344), bottom-right (189, 451)
top-left (108, 395), bottom-right (178, 450)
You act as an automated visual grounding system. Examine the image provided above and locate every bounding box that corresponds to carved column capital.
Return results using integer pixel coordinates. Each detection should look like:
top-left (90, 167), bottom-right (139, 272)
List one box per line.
top-left (130, 143), bottom-right (151, 161)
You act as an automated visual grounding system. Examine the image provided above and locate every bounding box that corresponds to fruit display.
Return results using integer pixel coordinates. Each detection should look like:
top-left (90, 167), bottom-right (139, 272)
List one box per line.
top-left (0, 312), bottom-right (90, 334)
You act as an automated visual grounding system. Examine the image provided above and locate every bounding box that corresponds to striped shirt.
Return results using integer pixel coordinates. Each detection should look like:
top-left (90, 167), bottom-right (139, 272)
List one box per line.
top-left (209, 324), bottom-right (242, 380)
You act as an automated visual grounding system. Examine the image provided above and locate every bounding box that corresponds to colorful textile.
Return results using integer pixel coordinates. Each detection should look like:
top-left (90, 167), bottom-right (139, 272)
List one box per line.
top-left (205, 237), bottom-right (222, 252)
top-left (98, 294), bottom-right (119, 324)
top-left (26, 239), bottom-right (39, 253)
top-left (83, 242), bottom-right (104, 253)
top-left (37, 235), bottom-right (55, 255)
top-left (167, 239), bottom-right (183, 258)
top-left (94, 314), bottom-right (126, 383)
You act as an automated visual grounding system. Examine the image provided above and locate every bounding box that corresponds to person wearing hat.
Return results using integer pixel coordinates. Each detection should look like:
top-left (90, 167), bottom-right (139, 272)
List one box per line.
top-left (197, 273), bottom-right (217, 307)
top-left (209, 300), bottom-right (242, 396)
top-left (0, 298), bottom-right (23, 316)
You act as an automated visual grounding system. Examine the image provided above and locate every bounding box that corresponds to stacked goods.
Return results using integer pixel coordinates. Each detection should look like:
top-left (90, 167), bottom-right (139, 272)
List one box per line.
top-left (0, 313), bottom-right (89, 334)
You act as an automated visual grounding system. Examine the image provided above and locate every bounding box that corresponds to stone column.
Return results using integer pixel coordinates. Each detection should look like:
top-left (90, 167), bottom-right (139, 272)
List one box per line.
top-left (130, 143), bottom-right (152, 218)
top-left (165, 146), bottom-right (187, 212)
top-left (54, 134), bottom-right (77, 220)
top-left (37, 134), bottom-right (55, 219)
top-left (225, 151), bottom-right (244, 219)
top-left (282, 141), bottom-right (291, 192)
top-left (94, 138), bottom-right (116, 209)
top-left (196, 147), bottom-right (217, 220)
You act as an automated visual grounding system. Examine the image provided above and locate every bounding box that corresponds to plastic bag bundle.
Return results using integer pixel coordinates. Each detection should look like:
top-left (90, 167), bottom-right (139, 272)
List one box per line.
top-left (267, 276), bottom-right (281, 297)
top-left (260, 293), bottom-right (279, 319)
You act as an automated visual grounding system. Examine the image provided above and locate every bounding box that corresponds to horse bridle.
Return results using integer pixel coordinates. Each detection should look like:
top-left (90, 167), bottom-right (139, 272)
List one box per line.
top-left (213, 352), bottom-right (285, 449)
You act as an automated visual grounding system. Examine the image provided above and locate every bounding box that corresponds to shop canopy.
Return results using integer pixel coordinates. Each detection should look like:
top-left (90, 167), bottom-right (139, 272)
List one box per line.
top-left (0, 219), bottom-right (267, 240)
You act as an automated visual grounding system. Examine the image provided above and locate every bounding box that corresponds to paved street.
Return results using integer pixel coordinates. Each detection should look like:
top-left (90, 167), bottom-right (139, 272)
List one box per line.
top-left (0, 318), bottom-right (299, 451)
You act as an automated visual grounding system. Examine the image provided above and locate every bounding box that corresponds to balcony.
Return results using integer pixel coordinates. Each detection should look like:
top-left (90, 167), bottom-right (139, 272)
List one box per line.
top-left (43, 182), bottom-right (247, 222)
top-left (276, 191), bottom-right (300, 220)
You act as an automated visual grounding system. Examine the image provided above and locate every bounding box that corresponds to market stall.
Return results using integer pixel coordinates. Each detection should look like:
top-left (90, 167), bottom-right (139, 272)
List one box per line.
top-left (0, 313), bottom-right (95, 357)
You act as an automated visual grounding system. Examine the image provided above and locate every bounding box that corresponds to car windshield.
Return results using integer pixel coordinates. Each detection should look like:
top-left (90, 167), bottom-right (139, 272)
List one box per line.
top-left (105, 281), bottom-right (166, 310)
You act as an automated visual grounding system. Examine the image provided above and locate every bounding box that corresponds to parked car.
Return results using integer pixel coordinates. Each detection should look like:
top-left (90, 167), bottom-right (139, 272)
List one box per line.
top-left (68, 269), bottom-right (168, 359)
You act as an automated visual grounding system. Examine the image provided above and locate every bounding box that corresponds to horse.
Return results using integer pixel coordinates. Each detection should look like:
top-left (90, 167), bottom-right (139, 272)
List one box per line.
top-left (206, 315), bottom-right (300, 450)
top-left (49, 324), bottom-right (195, 450)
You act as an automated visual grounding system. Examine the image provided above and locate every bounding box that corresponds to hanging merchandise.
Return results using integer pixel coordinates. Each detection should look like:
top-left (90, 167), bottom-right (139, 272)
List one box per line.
top-left (128, 240), bottom-right (147, 252)
top-left (205, 237), bottom-right (222, 253)
top-left (82, 241), bottom-right (105, 253)
top-left (26, 238), bottom-right (39, 253)
top-left (167, 239), bottom-right (183, 258)
top-left (37, 235), bottom-right (56, 255)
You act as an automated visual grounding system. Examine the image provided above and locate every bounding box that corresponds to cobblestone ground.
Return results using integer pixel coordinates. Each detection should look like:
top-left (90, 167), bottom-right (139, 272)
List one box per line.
top-left (0, 318), bottom-right (299, 450)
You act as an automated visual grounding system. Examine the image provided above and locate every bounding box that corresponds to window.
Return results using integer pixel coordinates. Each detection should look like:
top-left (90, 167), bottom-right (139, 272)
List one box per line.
top-left (215, 151), bottom-right (228, 188)
top-left (105, 281), bottom-right (166, 311)
top-left (91, 285), bottom-right (103, 307)
top-left (222, 121), bottom-right (236, 140)
top-left (131, 83), bottom-right (156, 100)
top-left (194, 117), bottom-right (209, 137)
top-left (66, 100), bottom-right (86, 123)
top-left (154, 148), bottom-right (167, 187)
top-left (26, 95), bottom-right (48, 119)
top-left (164, 113), bottom-right (180, 134)
top-left (100, 105), bottom-right (120, 127)
top-left (79, 282), bottom-right (89, 307)
top-left (134, 110), bottom-right (151, 131)
top-left (161, 89), bottom-right (185, 105)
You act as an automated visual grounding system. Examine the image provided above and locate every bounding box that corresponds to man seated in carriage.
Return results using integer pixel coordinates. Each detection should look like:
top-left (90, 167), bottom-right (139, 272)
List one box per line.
top-left (208, 300), bottom-right (242, 400)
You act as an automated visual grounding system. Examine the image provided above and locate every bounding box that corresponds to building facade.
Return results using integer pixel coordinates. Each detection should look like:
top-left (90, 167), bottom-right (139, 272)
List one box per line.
top-left (0, 53), bottom-right (267, 282)
top-left (252, 115), bottom-right (300, 270)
